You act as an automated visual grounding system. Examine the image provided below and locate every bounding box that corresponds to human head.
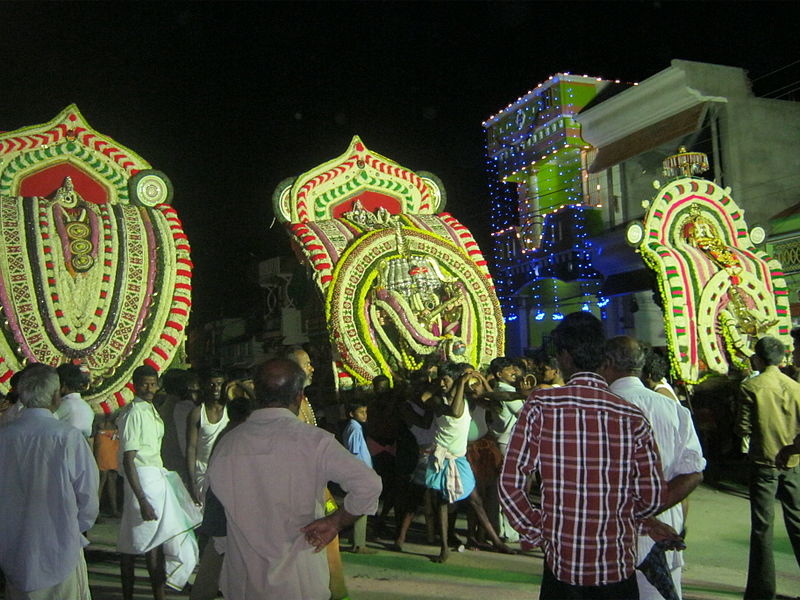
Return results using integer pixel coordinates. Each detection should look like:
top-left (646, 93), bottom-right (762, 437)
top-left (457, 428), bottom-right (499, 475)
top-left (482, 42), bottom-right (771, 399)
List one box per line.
top-left (227, 394), bottom-right (255, 425)
top-left (438, 361), bottom-right (471, 395)
top-left (348, 399), bottom-right (369, 423)
top-left (372, 375), bottom-right (390, 394)
top-left (489, 357), bottom-right (518, 386)
top-left (181, 372), bottom-right (201, 404)
top-left (199, 368), bottom-right (226, 404)
top-left (753, 336), bottom-right (786, 367)
top-left (18, 363), bottom-right (61, 411)
top-left (603, 336), bottom-right (646, 382)
top-left (551, 312), bottom-right (606, 375)
top-left (253, 358), bottom-right (307, 412)
top-left (57, 363), bottom-right (87, 394)
top-left (132, 365), bottom-right (159, 402)
top-left (540, 355), bottom-right (562, 385)
top-left (4, 369), bottom-right (25, 405)
top-left (642, 351), bottom-right (669, 387)
top-left (160, 368), bottom-right (186, 396)
top-left (285, 346), bottom-right (314, 387)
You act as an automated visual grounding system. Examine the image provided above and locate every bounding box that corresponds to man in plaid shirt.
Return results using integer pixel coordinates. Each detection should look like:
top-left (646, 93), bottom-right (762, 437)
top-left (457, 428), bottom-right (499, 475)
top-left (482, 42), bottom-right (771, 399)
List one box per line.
top-left (499, 312), bottom-right (683, 599)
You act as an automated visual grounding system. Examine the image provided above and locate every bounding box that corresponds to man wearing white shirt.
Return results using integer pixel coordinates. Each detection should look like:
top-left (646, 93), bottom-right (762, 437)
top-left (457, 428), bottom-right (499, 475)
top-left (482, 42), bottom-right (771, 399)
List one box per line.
top-left (208, 358), bottom-right (382, 600)
top-left (487, 357), bottom-right (526, 543)
top-left (55, 363), bottom-right (94, 440)
top-left (603, 336), bottom-right (706, 600)
top-left (487, 357), bottom-right (525, 455)
top-left (0, 363), bottom-right (99, 599)
top-left (118, 365), bottom-right (201, 599)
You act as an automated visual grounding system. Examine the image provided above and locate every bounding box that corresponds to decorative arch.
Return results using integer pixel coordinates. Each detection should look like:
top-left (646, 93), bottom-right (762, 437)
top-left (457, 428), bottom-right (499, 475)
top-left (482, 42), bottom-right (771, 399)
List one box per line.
top-left (0, 106), bottom-right (190, 412)
top-left (275, 138), bottom-right (502, 388)
top-left (638, 177), bottom-right (791, 383)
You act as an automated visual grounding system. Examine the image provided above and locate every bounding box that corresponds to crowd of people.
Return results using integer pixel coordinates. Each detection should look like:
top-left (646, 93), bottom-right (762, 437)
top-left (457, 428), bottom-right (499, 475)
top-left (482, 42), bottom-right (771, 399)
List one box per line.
top-left (0, 316), bottom-right (799, 600)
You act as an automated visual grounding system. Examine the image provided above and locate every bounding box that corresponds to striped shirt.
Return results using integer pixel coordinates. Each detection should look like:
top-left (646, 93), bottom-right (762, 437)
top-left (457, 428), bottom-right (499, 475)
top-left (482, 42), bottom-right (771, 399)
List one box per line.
top-left (499, 372), bottom-right (666, 586)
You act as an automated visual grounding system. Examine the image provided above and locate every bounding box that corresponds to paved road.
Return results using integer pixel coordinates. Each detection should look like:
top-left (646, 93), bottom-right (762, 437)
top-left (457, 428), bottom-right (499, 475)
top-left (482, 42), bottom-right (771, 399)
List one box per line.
top-left (80, 482), bottom-right (798, 600)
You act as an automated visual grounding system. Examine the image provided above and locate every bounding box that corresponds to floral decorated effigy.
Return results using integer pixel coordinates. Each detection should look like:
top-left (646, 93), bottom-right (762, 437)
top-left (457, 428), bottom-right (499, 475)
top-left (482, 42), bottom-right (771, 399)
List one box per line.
top-left (273, 136), bottom-right (504, 388)
top-left (0, 106), bottom-right (191, 412)
top-left (628, 149), bottom-right (792, 383)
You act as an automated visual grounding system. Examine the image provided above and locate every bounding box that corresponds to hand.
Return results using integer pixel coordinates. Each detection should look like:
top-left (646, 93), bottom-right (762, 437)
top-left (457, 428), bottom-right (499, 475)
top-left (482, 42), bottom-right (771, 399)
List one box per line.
top-left (458, 368), bottom-right (475, 386)
top-left (643, 517), bottom-right (685, 550)
top-left (139, 498), bottom-right (158, 521)
top-left (644, 518), bottom-right (684, 548)
top-left (775, 444), bottom-right (797, 470)
top-left (466, 371), bottom-right (490, 396)
top-left (518, 374), bottom-right (537, 393)
top-left (300, 514), bottom-right (340, 552)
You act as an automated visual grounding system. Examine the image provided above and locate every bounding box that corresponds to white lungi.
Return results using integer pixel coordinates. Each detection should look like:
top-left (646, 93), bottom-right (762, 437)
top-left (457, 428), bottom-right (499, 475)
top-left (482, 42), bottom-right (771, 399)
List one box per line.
top-left (118, 467), bottom-right (202, 589)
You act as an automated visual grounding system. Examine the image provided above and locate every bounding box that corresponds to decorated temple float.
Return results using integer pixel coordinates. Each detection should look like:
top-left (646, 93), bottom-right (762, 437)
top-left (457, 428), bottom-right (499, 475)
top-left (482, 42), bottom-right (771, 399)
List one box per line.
top-left (273, 136), bottom-right (504, 389)
top-left (626, 148), bottom-right (793, 386)
top-left (0, 106), bottom-right (191, 413)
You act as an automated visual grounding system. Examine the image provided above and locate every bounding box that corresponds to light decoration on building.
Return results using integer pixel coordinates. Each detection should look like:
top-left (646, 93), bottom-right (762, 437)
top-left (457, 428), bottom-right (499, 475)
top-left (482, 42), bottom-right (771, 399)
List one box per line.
top-left (507, 208), bottom-right (610, 329)
top-left (485, 146), bottom-right (518, 308)
top-left (483, 73), bottom-right (621, 316)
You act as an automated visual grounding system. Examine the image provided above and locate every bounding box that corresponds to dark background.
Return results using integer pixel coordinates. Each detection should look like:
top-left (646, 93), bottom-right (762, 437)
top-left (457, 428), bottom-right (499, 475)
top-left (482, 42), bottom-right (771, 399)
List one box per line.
top-left (2, 1), bottom-right (796, 325)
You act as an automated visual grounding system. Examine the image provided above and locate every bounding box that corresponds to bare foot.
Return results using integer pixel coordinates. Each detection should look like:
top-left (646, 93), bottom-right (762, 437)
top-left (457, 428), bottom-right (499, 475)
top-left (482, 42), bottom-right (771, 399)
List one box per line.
top-left (492, 542), bottom-right (517, 554)
top-left (431, 549), bottom-right (450, 563)
top-left (392, 540), bottom-right (404, 552)
top-left (352, 546), bottom-right (378, 554)
top-left (466, 537), bottom-right (492, 550)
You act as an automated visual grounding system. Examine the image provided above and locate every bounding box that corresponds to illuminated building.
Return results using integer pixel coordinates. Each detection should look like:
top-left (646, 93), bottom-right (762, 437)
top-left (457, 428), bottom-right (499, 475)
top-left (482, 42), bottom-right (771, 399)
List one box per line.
top-left (486, 61), bottom-right (800, 355)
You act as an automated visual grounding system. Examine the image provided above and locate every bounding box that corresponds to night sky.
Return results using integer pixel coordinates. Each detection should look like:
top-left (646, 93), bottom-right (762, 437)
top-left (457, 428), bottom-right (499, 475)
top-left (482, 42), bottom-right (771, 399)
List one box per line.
top-left (2, 2), bottom-right (796, 326)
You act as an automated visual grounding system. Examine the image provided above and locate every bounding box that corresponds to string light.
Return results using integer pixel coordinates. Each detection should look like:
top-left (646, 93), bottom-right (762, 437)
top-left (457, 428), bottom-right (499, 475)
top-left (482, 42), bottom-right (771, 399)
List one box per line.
top-left (484, 73), bottom-right (625, 322)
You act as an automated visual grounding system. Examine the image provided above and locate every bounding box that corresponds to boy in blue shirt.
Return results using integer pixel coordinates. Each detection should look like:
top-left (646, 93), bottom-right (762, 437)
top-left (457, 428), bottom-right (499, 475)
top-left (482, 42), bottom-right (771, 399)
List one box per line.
top-left (342, 400), bottom-right (378, 554)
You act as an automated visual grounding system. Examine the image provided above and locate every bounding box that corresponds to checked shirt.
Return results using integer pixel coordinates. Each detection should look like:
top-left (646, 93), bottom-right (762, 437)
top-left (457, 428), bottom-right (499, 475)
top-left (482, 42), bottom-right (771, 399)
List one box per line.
top-left (499, 372), bottom-right (666, 587)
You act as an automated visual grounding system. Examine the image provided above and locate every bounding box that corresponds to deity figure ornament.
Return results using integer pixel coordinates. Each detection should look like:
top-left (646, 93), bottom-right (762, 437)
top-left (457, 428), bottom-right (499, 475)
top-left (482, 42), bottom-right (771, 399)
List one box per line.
top-left (681, 203), bottom-right (778, 360)
top-left (369, 220), bottom-right (469, 372)
top-left (683, 204), bottom-right (741, 272)
top-left (634, 150), bottom-right (791, 384)
top-left (0, 106), bottom-right (191, 413)
top-left (272, 136), bottom-right (503, 388)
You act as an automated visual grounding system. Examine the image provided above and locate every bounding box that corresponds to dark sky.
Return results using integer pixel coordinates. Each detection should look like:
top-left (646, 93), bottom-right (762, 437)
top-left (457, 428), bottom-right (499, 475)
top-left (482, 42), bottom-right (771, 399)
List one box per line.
top-left (2, 1), bottom-right (796, 325)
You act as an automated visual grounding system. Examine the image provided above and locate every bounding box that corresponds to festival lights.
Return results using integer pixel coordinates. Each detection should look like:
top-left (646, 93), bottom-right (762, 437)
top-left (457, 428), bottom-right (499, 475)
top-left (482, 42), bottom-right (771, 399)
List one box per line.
top-left (484, 74), bottom-right (616, 326)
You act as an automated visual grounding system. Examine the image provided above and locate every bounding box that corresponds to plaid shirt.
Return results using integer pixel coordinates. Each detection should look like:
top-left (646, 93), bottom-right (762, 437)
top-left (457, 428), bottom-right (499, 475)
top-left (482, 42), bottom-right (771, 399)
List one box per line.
top-left (499, 372), bottom-right (666, 586)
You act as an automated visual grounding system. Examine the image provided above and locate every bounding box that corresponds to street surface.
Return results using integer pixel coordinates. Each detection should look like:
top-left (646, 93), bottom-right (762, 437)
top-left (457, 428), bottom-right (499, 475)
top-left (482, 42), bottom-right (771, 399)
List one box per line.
top-left (52, 482), bottom-right (800, 599)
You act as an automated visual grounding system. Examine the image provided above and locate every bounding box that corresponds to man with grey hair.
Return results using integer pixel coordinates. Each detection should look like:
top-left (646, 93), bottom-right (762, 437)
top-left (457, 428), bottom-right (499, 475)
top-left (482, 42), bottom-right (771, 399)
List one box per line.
top-left (736, 335), bottom-right (800, 600)
top-left (0, 363), bottom-right (99, 599)
top-left (208, 358), bottom-right (382, 599)
top-left (603, 336), bottom-right (706, 599)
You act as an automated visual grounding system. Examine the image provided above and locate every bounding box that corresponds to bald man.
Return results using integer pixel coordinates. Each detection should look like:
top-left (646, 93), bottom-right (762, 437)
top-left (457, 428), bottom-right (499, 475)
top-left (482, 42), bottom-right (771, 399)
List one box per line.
top-left (208, 359), bottom-right (381, 600)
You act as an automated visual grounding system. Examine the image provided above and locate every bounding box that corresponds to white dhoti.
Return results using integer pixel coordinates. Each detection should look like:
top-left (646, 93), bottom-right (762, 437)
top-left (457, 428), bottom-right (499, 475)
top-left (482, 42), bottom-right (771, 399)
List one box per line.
top-left (118, 467), bottom-right (202, 589)
top-left (5, 551), bottom-right (90, 600)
